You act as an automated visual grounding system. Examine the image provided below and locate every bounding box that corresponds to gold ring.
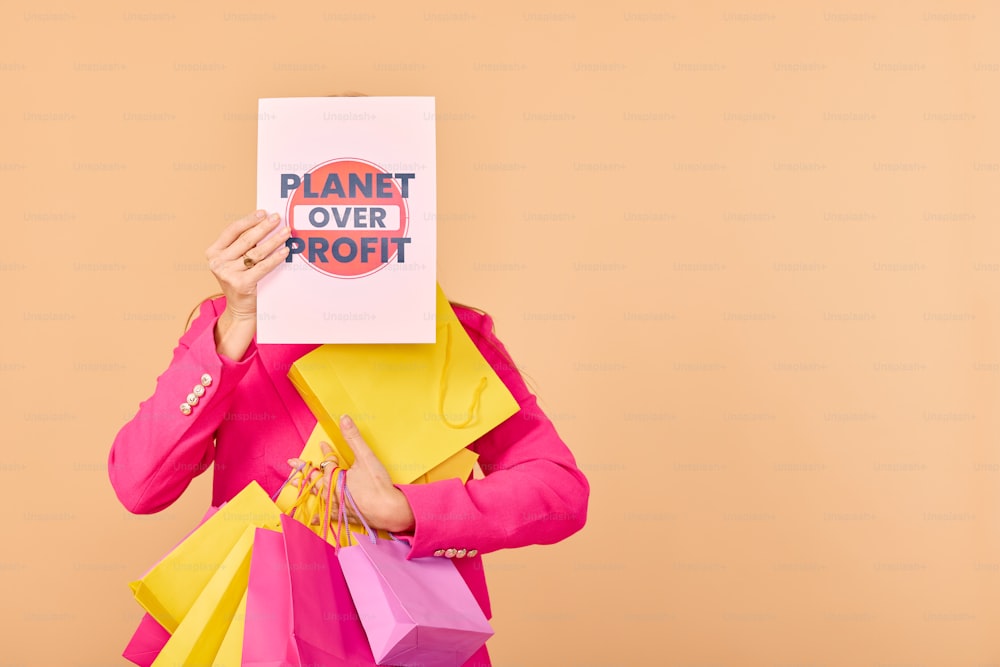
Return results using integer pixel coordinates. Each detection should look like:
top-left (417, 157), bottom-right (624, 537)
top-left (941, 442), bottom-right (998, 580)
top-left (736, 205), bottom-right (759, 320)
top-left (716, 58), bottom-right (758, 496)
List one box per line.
top-left (319, 460), bottom-right (335, 469)
top-left (243, 254), bottom-right (255, 269)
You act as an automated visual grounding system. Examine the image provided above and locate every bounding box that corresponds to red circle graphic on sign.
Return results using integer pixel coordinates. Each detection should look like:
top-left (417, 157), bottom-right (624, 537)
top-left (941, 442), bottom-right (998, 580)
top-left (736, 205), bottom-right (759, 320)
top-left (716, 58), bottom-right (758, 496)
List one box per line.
top-left (285, 158), bottom-right (410, 279)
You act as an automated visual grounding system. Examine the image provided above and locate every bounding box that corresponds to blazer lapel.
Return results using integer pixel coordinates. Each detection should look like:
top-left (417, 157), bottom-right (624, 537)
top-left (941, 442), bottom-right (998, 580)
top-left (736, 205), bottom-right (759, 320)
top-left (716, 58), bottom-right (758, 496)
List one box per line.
top-left (255, 342), bottom-right (320, 444)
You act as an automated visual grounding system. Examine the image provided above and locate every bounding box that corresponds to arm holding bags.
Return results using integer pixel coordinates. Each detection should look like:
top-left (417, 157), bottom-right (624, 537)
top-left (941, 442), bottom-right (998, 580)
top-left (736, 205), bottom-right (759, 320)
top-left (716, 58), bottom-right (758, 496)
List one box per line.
top-left (287, 287), bottom-right (589, 560)
top-left (396, 309), bottom-right (591, 559)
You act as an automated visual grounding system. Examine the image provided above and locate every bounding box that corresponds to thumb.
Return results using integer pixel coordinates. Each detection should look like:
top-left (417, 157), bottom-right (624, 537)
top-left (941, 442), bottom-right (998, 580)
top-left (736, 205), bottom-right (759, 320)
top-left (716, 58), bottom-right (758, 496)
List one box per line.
top-left (338, 414), bottom-right (378, 468)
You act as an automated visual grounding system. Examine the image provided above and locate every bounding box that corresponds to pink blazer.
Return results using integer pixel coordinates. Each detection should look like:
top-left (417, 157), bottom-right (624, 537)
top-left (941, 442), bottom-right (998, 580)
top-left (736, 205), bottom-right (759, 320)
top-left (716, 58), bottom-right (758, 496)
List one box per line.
top-left (109, 296), bottom-right (589, 665)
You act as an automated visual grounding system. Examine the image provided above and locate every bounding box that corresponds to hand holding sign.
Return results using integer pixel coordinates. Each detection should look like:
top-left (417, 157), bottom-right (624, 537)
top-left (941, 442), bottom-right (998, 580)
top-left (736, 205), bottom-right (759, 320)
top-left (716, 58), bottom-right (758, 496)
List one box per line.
top-left (205, 209), bottom-right (291, 360)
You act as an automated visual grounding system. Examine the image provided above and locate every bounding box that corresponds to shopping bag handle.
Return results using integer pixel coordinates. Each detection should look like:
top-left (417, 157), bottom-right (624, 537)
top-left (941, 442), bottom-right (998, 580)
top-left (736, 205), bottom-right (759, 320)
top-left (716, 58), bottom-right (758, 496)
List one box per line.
top-left (272, 461), bottom-right (308, 502)
top-left (437, 321), bottom-right (489, 429)
top-left (335, 469), bottom-right (403, 548)
top-left (272, 460), bottom-right (328, 529)
top-left (322, 467), bottom-right (343, 544)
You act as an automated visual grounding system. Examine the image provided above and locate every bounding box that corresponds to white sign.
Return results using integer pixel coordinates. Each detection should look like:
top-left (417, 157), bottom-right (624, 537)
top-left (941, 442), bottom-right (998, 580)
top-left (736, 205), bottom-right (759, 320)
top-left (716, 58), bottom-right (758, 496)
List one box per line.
top-left (256, 97), bottom-right (436, 343)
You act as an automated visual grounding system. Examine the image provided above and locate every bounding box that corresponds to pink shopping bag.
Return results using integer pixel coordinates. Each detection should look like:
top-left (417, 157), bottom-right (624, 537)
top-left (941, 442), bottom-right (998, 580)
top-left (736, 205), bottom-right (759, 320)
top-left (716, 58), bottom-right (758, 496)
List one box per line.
top-left (122, 613), bottom-right (171, 667)
top-left (242, 517), bottom-right (376, 666)
top-left (335, 471), bottom-right (493, 666)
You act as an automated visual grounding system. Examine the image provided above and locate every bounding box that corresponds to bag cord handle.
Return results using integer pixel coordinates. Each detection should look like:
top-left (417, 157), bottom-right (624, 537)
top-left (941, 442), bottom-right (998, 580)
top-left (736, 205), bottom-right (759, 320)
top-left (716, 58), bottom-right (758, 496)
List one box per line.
top-left (272, 460), bottom-right (327, 529)
top-left (322, 466), bottom-right (346, 543)
top-left (337, 469), bottom-right (378, 547)
top-left (272, 461), bottom-right (307, 501)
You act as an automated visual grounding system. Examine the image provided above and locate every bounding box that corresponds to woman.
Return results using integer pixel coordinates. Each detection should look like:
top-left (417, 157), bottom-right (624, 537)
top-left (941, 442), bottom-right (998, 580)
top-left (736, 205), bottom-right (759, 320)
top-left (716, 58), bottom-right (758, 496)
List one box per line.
top-left (108, 209), bottom-right (590, 665)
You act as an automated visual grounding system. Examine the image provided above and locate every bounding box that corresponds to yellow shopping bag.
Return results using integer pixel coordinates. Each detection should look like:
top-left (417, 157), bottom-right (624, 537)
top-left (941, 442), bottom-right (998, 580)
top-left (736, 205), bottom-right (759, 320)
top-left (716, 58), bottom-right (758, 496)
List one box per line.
top-left (288, 284), bottom-right (519, 485)
top-left (130, 481), bottom-right (281, 633)
top-left (211, 589), bottom-right (247, 667)
top-left (153, 527), bottom-right (257, 667)
top-left (410, 447), bottom-right (480, 484)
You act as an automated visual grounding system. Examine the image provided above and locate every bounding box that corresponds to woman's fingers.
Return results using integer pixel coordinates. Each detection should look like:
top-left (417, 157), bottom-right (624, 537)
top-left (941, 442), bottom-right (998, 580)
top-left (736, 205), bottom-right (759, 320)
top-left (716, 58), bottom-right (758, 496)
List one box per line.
top-left (244, 232), bottom-right (291, 281)
top-left (285, 431), bottom-right (399, 531)
top-left (289, 474), bottom-right (322, 494)
top-left (288, 466), bottom-right (325, 495)
top-left (250, 221), bottom-right (292, 261)
top-left (206, 210), bottom-right (267, 260)
top-left (287, 452), bottom-right (342, 499)
top-left (218, 213), bottom-right (284, 263)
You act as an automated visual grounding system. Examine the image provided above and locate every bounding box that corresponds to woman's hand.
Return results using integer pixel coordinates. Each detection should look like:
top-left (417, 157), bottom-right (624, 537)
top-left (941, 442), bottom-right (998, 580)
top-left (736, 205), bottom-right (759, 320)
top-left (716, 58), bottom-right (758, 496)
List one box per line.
top-left (288, 415), bottom-right (416, 534)
top-left (205, 210), bottom-right (291, 360)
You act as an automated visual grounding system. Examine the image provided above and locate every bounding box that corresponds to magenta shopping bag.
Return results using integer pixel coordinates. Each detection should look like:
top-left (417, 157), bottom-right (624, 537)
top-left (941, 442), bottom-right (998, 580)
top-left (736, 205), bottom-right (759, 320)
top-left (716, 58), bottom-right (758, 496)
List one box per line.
top-left (336, 473), bottom-right (493, 666)
top-left (242, 517), bottom-right (376, 667)
top-left (242, 528), bottom-right (289, 666)
top-left (122, 613), bottom-right (170, 667)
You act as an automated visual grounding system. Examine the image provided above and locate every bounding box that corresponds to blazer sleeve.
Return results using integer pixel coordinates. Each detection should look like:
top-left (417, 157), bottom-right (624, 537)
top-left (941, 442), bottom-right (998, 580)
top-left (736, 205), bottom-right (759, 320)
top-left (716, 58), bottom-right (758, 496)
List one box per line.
top-left (108, 297), bottom-right (259, 514)
top-left (395, 309), bottom-right (590, 558)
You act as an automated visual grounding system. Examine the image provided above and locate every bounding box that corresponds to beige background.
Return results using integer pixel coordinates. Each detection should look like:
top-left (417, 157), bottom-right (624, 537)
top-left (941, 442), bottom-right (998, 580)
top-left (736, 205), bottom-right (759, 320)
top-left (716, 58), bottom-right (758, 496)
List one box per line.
top-left (2, 1), bottom-right (999, 665)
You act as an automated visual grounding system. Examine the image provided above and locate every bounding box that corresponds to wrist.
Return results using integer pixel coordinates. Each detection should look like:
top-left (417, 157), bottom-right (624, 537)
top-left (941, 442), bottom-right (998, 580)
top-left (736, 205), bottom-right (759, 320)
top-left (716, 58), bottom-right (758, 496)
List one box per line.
top-left (222, 304), bottom-right (256, 323)
top-left (215, 309), bottom-right (257, 361)
top-left (375, 490), bottom-right (415, 533)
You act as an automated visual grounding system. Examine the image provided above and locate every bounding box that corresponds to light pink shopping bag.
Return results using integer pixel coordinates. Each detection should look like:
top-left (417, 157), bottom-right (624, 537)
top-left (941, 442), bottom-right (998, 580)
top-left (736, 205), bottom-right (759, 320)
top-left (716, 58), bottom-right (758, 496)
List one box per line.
top-left (335, 471), bottom-right (493, 666)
